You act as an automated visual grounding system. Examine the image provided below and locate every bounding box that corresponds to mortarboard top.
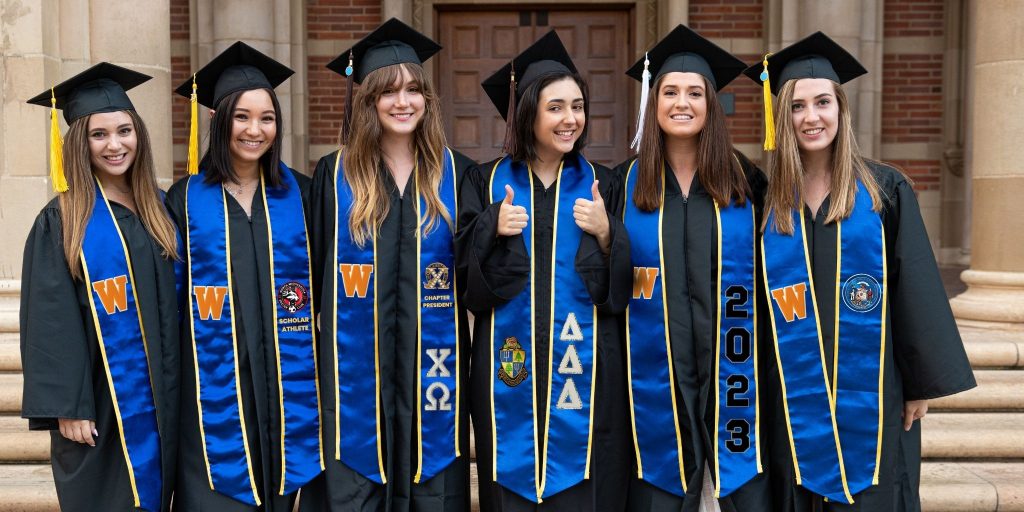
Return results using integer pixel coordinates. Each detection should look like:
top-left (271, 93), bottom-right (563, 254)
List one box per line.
top-left (481, 30), bottom-right (579, 121)
top-left (742, 31), bottom-right (867, 95)
top-left (27, 62), bottom-right (151, 124)
top-left (173, 41), bottom-right (294, 108)
top-left (326, 18), bottom-right (442, 84)
top-left (626, 24), bottom-right (747, 92)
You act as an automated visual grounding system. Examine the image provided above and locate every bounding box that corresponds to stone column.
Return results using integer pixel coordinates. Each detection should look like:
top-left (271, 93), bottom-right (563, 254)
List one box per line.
top-left (950, 0), bottom-right (1024, 325)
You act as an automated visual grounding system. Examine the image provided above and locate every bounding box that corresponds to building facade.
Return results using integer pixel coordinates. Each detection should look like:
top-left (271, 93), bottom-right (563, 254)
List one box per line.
top-left (2, 0), bottom-right (1022, 324)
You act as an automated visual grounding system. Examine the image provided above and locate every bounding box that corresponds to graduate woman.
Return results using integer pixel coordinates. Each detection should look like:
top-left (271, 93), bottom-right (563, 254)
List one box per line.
top-left (166, 43), bottom-right (322, 511)
top-left (743, 32), bottom-right (975, 510)
top-left (21, 64), bottom-right (179, 512)
top-left (614, 26), bottom-right (772, 512)
top-left (458, 31), bottom-right (632, 511)
top-left (302, 18), bottom-right (475, 511)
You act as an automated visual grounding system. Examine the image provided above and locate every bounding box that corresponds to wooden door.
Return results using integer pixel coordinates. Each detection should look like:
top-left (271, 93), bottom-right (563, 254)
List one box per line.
top-left (437, 8), bottom-right (634, 167)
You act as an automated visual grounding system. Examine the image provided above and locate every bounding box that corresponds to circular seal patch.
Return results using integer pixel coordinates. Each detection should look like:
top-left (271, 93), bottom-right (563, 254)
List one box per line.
top-left (841, 274), bottom-right (882, 313)
top-left (277, 281), bottom-right (309, 313)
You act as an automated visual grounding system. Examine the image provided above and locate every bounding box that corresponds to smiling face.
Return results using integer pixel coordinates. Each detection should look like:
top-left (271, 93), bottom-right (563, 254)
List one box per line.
top-left (531, 77), bottom-right (586, 162)
top-left (87, 110), bottom-right (137, 179)
top-left (228, 88), bottom-right (277, 168)
top-left (655, 71), bottom-right (708, 141)
top-left (376, 64), bottom-right (425, 138)
top-left (790, 78), bottom-right (839, 155)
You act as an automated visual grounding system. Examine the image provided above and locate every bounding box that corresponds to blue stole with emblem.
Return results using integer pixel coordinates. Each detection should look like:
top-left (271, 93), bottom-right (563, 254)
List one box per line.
top-left (489, 154), bottom-right (597, 502)
top-left (622, 160), bottom-right (760, 498)
top-left (331, 149), bottom-right (461, 484)
top-left (761, 181), bottom-right (885, 503)
top-left (185, 165), bottom-right (323, 505)
top-left (80, 179), bottom-right (162, 512)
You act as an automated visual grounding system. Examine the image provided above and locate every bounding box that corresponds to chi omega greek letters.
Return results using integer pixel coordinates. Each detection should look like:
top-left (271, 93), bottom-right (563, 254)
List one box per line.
top-left (185, 165), bottom-right (323, 505)
top-left (81, 179), bottom-right (162, 512)
top-left (622, 160), bottom-right (760, 498)
top-left (331, 148), bottom-right (461, 484)
top-left (761, 180), bottom-right (886, 504)
top-left (488, 154), bottom-right (597, 502)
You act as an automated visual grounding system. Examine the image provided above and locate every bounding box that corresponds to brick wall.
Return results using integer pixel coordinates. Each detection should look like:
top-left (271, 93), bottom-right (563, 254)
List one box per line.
top-left (882, 0), bottom-right (945, 191)
top-left (689, 0), bottom-right (765, 150)
top-left (170, 0), bottom-right (190, 180)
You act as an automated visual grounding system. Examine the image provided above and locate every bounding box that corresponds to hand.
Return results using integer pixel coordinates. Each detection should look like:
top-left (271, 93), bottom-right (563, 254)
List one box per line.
top-left (573, 181), bottom-right (611, 252)
top-left (497, 185), bottom-right (529, 237)
top-left (58, 418), bottom-right (97, 446)
top-left (903, 399), bottom-right (929, 431)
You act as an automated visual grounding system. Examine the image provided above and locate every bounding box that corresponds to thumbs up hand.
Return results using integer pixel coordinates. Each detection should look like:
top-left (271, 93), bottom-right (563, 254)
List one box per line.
top-left (574, 180), bottom-right (611, 252)
top-left (497, 184), bottom-right (529, 237)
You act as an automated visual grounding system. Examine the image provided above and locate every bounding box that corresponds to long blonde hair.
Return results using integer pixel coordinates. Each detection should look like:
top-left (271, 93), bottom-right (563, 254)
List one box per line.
top-left (763, 79), bottom-right (882, 234)
top-left (58, 110), bottom-right (179, 280)
top-left (342, 63), bottom-right (451, 247)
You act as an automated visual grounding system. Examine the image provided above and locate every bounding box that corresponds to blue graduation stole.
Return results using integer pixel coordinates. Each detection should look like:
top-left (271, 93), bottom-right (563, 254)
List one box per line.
top-left (622, 160), bottom-right (760, 498)
top-left (761, 181), bottom-right (885, 503)
top-left (185, 165), bottom-right (323, 505)
top-left (330, 149), bottom-right (461, 484)
top-left (80, 179), bottom-right (162, 512)
top-left (488, 154), bottom-right (597, 502)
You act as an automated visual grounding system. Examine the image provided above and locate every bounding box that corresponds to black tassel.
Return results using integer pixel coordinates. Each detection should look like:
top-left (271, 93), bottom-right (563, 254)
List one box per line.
top-left (501, 65), bottom-right (517, 156)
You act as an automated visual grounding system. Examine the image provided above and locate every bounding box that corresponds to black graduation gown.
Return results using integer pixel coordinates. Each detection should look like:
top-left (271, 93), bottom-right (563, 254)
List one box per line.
top-left (457, 157), bottom-right (633, 512)
top-left (610, 154), bottom-right (773, 512)
top-left (767, 162), bottom-right (976, 512)
top-left (165, 168), bottom-right (312, 512)
top-left (20, 197), bottom-right (180, 512)
top-left (300, 150), bottom-right (476, 512)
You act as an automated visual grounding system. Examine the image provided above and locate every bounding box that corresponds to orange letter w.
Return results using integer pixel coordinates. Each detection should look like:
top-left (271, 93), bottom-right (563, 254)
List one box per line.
top-left (771, 283), bottom-right (808, 323)
top-left (92, 275), bottom-right (128, 315)
top-left (632, 267), bottom-right (660, 300)
top-left (194, 286), bottom-right (229, 321)
top-left (339, 264), bottom-right (374, 298)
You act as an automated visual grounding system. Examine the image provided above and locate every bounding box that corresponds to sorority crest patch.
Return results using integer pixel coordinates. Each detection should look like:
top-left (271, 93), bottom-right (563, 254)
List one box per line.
top-left (424, 262), bottom-right (451, 290)
top-left (277, 281), bottom-right (309, 313)
top-left (498, 336), bottom-right (528, 387)
top-left (842, 273), bottom-right (882, 313)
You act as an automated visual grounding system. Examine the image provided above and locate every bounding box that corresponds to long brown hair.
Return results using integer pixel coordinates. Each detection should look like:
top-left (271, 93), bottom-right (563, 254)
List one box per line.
top-left (763, 79), bottom-right (882, 234)
top-left (342, 62), bottom-right (450, 247)
top-left (58, 110), bottom-right (179, 280)
top-left (633, 74), bottom-right (749, 211)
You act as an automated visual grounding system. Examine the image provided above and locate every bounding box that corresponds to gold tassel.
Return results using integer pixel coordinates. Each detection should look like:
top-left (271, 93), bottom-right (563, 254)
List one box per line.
top-left (187, 74), bottom-right (200, 175)
top-left (760, 54), bottom-right (776, 151)
top-left (49, 88), bottom-right (68, 193)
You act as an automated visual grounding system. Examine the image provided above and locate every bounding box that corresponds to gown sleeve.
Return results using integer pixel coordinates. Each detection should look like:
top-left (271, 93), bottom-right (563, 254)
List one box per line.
top-left (883, 169), bottom-right (976, 401)
top-left (574, 163), bottom-right (631, 315)
top-left (308, 153), bottom-right (337, 324)
top-left (19, 206), bottom-right (96, 430)
top-left (455, 161), bottom-right (530, 313)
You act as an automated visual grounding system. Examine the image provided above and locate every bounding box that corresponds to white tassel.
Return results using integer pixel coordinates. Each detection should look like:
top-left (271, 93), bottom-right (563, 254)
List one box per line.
top-left (630, 52), bottom-right (651, 151)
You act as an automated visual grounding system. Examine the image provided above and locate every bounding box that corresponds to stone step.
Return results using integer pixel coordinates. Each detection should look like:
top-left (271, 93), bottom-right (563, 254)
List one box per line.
top-left (921, 462), bottom-right (1024, 511)
top-left (922, 413), bottom-right (1024, 458)
top-left (0, 374), bottom-right (22, 413)
top-left (930, 369), bottom-right (1024, 411)
top-left (0, 416), bottom-right (48, 462)
top-left (0, 334), bottom-right (19, 372)
top-left (962, 325), bottom-right (1024, 368)
top-left (0, 464), bottom-right (57, 511)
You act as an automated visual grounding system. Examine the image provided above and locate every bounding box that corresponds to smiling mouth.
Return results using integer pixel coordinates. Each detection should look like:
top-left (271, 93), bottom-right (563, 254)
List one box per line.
top-left (670, 114), bottom-right (693, 121)
top-left (103, 153), bottom-right (128, 164)
top-left (555, 129), bottom-right (576, 139)
top-left (391, 113), bottom-right (414, 121)
top-left (239, 139), bottom-right (264, 148)
top-left (803, 128), bottom-right (824, 135)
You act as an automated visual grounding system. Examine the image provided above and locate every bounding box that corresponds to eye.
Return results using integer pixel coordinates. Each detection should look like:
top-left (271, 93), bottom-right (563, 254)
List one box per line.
top-left (407, 85), bottom-right (421, 94)
top-left (118, 127), bottom-right (133, 136)
top-left (817, 98), bottom-right (831, 107)
top-left (690, 90), bottom-right (703, 98)
top-left (262, 114), bottom-right (276, 123)
top-left (549, 105), bottom-right (561, 112)
top-left (572, 103), bottom-right (584, 112)
top-left (382, 88), bottom-right (395, 95)
top-left (90, 131), bottom-right (105, 139)
top-left (663, 89), bottom-right (677, 97)
top-left (235, 113), bottom-right (248, 122)
top-left (791, 103), bottom-right (804, 112)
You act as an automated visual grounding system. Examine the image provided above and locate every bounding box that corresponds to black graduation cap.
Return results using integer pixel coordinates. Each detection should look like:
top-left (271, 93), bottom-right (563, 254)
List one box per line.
top-left (26, 62), bottom-right (151, 124)
top-left (326, 17), bottom-right (442, 84)
top-left (626, 24), bottom-right (747, 92)
top-left (173, 41), bottom-right (294, 109)
top-left (480, 30), bottom-right (578, 155)
top-left (742, 31), bottom-right (867, 95)
top-left (27, 62), bottom-right (152, 193)
top-left (741, 31), bottom-right (867, 151)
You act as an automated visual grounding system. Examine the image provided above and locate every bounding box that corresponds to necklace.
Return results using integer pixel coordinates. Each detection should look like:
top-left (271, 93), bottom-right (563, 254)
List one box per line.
top-left (226, 179), bottom-right (258, 197)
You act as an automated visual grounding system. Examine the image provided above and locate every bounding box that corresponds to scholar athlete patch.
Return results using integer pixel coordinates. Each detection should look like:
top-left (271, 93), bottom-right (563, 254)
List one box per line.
top-left (498, 337), bottom-right (528, 387)
top-left (277, 281), bottom-right (309, 313)
top-left (842, 274), bottom-right (881, 313)
top-left (424, 262), bottom-right (450, 290)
